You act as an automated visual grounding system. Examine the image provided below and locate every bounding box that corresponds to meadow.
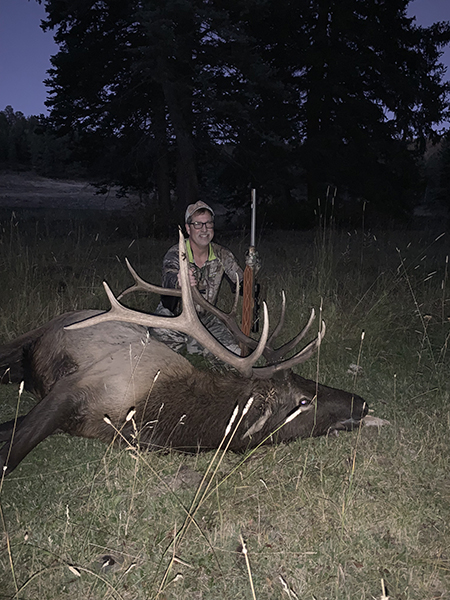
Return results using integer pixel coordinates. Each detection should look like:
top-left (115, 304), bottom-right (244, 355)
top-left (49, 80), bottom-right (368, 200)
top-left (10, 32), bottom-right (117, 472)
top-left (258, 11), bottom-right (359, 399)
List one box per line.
top-left (0, 215), bottom-right (448, 599)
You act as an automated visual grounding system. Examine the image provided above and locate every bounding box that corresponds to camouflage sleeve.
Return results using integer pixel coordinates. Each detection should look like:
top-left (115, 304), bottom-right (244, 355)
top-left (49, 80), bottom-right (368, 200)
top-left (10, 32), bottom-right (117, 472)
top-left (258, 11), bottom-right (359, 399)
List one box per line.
top-left (160, 243), bottom-right (180, 312)
top-left (218, 246), bottom-right (244, 291)
top-left (161, 244), bottom-right (180, 289)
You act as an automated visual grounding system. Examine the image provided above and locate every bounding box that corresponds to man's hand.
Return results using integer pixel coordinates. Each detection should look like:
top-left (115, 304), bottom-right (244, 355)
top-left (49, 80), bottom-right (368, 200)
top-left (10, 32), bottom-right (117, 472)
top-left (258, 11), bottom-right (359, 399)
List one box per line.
top-left (177, 267), bottom-right (197, 287)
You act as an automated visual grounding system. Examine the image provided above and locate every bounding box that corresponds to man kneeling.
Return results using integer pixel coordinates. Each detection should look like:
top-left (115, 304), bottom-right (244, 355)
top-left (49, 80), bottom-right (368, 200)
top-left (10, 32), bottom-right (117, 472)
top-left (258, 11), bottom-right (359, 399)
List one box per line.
top-left (153, 201), bottom-right (243, 356)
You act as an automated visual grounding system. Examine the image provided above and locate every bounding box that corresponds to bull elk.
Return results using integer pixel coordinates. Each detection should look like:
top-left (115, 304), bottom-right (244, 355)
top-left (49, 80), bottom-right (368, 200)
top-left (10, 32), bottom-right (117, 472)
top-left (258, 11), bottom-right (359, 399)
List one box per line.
top-left (0, 232), bottom-right (367, 476)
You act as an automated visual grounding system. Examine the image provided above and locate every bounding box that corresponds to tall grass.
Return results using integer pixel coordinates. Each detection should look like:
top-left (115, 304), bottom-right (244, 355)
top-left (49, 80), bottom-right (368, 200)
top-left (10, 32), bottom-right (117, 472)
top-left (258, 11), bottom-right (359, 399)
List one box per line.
top-left (0, 215), bottom-right (448, 599)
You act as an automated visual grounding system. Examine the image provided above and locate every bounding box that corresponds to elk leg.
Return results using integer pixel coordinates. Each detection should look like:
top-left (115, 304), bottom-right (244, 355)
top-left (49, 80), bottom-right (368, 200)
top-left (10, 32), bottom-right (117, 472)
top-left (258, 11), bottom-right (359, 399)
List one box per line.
top-left (0, 390), bottom-right (76, 475)
top-left (0, 416), bottom-right (27, 442)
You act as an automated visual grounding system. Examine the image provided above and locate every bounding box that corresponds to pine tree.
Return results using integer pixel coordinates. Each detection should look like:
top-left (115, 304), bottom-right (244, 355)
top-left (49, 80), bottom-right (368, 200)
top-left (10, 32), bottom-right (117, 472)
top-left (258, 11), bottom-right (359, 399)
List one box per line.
top-left (40, 0), bottom-right (450, 222)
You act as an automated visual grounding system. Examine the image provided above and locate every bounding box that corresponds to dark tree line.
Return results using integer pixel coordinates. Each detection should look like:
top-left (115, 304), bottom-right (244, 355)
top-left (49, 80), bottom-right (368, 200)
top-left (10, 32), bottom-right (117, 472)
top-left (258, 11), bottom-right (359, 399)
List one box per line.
top-left (0, 106), bottom-right (82, 177)
top-left (4, 0), bottom-right (450, 226)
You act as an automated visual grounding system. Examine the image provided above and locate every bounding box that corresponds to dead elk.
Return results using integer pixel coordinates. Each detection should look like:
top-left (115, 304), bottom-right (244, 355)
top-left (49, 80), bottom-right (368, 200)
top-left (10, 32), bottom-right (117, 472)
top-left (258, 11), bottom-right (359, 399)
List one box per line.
top-left (0, 233), bottom-right (368, 475)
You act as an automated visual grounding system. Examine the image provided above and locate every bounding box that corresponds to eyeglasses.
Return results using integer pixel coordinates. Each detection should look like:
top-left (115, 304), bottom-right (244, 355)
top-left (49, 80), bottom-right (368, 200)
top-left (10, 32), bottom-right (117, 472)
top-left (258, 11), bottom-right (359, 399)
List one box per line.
top-left (190, 221), bottom-right (214, 230)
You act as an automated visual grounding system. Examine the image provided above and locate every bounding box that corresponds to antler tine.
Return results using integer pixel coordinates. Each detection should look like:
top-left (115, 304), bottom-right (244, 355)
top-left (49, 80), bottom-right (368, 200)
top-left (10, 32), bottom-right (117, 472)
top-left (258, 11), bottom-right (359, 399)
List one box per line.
top-left (66, 280), bottom-right (180, 330)
top-left (266, 290), bottom-right (286, 348)
top-left (67, 230), bottom-right (270, 378)
top-left (267, 307), bottom-right (316, 364)
top-left (253, 319), bottom-right (326, 379)
top-left (232, 272), bottom-right (240, 316)
top-left (117, 258), bottom-right (182, 301)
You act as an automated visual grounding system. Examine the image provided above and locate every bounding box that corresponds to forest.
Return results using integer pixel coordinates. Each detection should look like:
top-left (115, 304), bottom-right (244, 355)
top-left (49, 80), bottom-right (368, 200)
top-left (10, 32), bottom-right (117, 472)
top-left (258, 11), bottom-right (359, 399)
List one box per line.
top-left (1, 0), bottom-right (450, 228)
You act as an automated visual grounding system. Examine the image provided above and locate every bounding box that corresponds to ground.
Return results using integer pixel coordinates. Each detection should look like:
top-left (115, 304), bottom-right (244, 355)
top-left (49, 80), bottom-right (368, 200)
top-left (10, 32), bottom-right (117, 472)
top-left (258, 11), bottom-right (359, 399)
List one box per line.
top-left (0, 170), bottom-right (134, 212)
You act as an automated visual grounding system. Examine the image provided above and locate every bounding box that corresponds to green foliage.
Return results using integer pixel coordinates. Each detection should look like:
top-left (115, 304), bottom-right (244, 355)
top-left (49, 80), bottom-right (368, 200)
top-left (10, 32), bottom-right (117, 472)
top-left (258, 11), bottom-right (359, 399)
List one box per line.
top-left (0, 222), bottom-right (449, 598)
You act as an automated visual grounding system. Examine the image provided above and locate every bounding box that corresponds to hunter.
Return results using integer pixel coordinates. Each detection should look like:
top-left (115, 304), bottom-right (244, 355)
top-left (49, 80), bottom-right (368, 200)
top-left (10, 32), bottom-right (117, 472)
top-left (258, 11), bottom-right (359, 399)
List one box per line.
top-left (152, 201), bottom-right (244, 355)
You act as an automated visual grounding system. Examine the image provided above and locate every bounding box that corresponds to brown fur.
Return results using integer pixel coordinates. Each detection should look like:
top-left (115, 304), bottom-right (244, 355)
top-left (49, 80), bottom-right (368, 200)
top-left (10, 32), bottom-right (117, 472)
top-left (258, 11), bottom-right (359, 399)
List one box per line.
top-left (0, 310), bottom-right (368, 474)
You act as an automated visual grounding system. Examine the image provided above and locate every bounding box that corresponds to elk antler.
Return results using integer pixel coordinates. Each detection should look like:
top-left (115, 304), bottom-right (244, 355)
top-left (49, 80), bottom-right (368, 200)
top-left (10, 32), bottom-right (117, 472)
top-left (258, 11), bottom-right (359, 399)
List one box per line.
top-left (67, 230), bottom-right (325, 379)
top-left (119, 258), bottom-right (250, 350)
top-left (66, 230), bottom-right (270, 378)
top-left (113, 244), bottom-right (326, 378)
top-left (119, 258), bottom-right (321, 367)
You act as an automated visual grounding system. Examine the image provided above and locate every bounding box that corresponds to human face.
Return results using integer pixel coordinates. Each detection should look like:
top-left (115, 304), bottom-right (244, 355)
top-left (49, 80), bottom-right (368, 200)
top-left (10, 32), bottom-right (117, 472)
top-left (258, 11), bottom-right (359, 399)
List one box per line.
top-left (185, 211), bottom-right (214, 250)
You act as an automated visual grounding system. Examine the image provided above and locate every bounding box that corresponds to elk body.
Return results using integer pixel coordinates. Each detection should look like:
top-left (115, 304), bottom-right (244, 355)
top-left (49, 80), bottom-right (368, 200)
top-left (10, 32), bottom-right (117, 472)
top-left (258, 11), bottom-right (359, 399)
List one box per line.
top-left (0, 233), bottom-right (368, 475)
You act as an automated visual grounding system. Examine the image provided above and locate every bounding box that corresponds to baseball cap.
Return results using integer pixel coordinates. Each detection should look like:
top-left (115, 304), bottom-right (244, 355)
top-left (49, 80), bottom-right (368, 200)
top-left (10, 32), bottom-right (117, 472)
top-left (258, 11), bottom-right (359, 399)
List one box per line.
top-left (185, 201), bottom-right (215, 223)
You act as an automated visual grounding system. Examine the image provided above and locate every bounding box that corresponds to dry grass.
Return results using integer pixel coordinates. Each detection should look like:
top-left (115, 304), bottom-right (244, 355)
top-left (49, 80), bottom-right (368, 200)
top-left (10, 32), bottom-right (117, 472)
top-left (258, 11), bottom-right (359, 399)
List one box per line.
top-left (0, 217), bottom-right (448, 599)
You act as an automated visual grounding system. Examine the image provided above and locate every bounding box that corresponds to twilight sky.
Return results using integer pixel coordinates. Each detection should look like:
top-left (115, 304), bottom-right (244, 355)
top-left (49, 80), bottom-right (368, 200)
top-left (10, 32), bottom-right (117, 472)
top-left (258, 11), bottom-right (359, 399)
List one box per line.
top-left (1, 0), bottom-right (450, 119)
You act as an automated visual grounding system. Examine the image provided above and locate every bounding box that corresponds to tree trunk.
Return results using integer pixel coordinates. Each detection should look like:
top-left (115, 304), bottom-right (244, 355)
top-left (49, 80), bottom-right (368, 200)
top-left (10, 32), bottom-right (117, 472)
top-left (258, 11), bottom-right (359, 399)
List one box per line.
top-left (153, 89), bottom-right (172, 211)
top-left (158, 58), bottom-right (198, 220)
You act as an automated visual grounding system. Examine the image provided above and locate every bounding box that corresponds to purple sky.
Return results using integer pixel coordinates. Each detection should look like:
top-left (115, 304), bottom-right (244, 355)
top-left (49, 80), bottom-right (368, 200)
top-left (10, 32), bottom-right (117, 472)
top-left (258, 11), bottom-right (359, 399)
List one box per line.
top-left (1, 0), bottom-right (450, 119)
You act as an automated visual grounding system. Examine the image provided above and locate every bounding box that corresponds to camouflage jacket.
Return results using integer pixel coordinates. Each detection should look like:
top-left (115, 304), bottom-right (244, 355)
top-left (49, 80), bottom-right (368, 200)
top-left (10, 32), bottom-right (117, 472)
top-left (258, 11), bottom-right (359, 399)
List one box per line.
top-left (160, 239), bottom-right (243, 315)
